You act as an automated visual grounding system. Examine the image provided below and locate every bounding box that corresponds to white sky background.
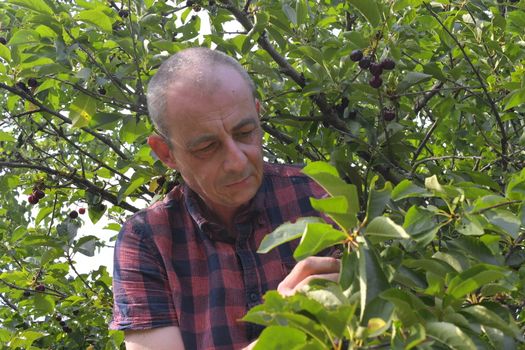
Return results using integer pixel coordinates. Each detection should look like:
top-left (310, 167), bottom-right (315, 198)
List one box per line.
top-left (74, 8), bottom-right (242, 275)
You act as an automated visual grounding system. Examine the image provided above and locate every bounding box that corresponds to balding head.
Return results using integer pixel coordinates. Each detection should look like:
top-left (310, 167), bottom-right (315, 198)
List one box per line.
top-left (147, 48), bottom-right (256, 139)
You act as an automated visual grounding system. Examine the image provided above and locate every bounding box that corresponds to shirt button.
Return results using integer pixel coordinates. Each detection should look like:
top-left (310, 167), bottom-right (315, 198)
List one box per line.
top-left (249, 293), bottom-right (258, 302)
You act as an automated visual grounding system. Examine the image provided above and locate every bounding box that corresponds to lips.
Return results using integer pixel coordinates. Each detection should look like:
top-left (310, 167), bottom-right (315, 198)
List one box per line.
top-left (225, 174), bottom-right (252, 187)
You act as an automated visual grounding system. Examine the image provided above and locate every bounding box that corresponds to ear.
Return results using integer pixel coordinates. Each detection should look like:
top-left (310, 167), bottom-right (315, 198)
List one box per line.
top-left (255, 99), bottom-right (261, 114)
top-left (147, 135), bottom-right (178, 169)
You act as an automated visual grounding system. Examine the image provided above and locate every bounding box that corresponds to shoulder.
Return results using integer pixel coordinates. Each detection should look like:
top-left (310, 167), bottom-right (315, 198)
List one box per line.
top-left (119, 185), bottom-right (185, 238)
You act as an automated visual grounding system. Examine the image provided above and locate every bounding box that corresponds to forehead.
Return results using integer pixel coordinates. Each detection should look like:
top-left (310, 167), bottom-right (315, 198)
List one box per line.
top-left (164, 67), bottom-right (257, 147)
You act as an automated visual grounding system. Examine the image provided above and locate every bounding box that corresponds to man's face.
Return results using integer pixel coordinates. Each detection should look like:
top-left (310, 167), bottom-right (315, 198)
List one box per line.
top-left (162, 65), bottom-right (264, 218)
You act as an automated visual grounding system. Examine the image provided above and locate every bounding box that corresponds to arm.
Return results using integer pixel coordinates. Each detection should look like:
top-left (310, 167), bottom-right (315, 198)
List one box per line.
top-left (125, 326), bottom-right (185, 350)
top-left (277, 256), bottom-right (340, 296)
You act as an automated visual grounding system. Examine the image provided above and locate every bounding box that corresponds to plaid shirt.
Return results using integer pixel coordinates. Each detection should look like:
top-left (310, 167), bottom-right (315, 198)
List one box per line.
top-left (110, 163), bottom-right (327, 349)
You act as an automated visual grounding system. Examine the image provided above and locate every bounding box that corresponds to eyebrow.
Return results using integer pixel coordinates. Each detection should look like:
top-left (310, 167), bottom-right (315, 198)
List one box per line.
top-left (185, 117), bottom-right (258, 150)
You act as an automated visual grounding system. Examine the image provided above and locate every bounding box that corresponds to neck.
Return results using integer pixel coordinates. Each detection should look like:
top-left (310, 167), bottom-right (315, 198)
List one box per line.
top-left (212, 205), bottom-right (239, 228)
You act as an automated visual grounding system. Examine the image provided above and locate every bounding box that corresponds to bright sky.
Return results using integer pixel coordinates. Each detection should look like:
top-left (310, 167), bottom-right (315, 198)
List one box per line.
top-left (73, 214), bottom-right (118, 274)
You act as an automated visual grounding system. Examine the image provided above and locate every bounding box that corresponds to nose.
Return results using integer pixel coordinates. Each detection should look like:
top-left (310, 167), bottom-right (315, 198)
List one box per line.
top-left (223, 138), bottom-right (247, 173)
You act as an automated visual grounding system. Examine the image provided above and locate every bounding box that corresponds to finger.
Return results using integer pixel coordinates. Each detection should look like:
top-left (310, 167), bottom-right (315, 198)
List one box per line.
top-left (278, 257), bottom-right (340, 295)
top-left (280, 256), bottom-right (340, 290)
top-left (278, 272), bottom-right (340, 296)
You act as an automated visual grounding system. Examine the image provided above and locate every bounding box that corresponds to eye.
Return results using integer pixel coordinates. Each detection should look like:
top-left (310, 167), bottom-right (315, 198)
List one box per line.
top-left (194, 142), bottom-right (217, 155)
top-left (236, 128), bottom-right (255, 139)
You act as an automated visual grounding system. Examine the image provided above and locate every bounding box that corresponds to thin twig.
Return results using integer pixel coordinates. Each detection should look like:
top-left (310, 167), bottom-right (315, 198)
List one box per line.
top-left (425, 2), bottom-right (508, 167)
top-left (0, 293), bottom-right (18, 312)
top-left (66, 252), bottom-right (97, 294)
top-left (0, 161), bottom-right (139, 212)
top-left (470, 200), bottom-right (521, 215)
top-left (0, 83), bottom-right (129, 159)
top-left (412, 155), bottom-right (482, 171)
top-left (261, 123), bottom-right (319, 160)
top-left (411, 117), bottom-right (440, 170)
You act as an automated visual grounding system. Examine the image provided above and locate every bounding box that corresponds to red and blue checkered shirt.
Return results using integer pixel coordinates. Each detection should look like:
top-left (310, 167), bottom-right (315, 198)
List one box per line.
top-left (110, 163), bottom-right (327, 349)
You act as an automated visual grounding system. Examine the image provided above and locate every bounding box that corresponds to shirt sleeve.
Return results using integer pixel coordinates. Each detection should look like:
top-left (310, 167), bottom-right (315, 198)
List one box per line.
top-left (110, 216), bottom-right (178, 330)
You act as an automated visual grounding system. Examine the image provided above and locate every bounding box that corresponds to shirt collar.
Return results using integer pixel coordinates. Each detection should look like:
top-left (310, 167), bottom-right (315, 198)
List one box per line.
top-left (183, 178), bottom-right (266, 243)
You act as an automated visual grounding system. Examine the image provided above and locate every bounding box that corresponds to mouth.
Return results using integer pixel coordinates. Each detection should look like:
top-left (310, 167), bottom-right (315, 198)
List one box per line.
top-left (226, 175), bottom-right (251, 187)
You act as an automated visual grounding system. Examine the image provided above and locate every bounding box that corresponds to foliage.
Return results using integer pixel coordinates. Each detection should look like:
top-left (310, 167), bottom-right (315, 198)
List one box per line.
top-left (0, 0), bottom-right (524, 348)
top-left (249, 162), bottom-right (525, 349)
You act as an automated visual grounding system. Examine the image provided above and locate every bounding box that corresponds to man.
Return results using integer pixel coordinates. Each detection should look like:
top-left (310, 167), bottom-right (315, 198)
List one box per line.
top-left (110, 47), bottom-right (340, 349)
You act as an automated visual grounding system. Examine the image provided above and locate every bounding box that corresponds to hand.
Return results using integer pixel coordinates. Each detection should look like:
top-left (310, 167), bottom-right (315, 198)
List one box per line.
top-left (277, 256), bottom-right (340, 297)
top-left (241, 340), bottom-right (257, 350)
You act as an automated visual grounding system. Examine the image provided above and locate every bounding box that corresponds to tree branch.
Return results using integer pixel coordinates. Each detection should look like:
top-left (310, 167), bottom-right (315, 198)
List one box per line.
top-left (412, 155), bottom-right (482, 172)
top-left (414, 81), bottom-right (444, 115)
top-left (0, 83), bottom-right (129, 159)
top-left (0, 293), bottom-right (18, 312)
top-left (411, 116), bottom-right (440, 168)
top-left (425, 2), bottom-right (508, 167)
top-left (261, 123), bottom-right (319, 160)
top-left (0, 161), bottom-right (139, 213)
top-left (219, 1), bottom-right (349, 132)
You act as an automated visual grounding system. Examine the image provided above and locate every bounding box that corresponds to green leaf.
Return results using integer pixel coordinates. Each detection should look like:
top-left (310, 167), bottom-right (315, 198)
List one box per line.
top-left (282, 3), bottom-right (297, 25)
top-left (507, 9), bottom-right (525, 34)
top-left (117, 173), bottom-right (147, 203)
top-left (448, 236), bottom-right (502, 265)
top-left (339, 250), bottom-right (358, 290)
top-left (69, 95), bottom-right (96, 128)
top-left (9, 330), bottom-right (46, 349)
top-left (404, 258), bottom-right (457, 278)
top-left (365, 216), bottom-right (410, 243)
top-left (296, 0), bottom-right (308, 27)
top-left (75, 235), bottom-right (98, 257)
top-left (310, 196), bottom-right (348, 214)
top-left (10, 226), bottom-right (26, 242)
top-left (56, 221), bottom-right (79, 241)
top-left (447, 264), bottom-right (508, 299)
top-left (0, 328), bottom-right (11, 343)
top-left (426, 322), bottom-right (477, 350)
top-left (461, 305), bottom-right (520, 337)
top-left (348, 0), bottom-right (381, 27)
top-left (456, 214), bottom-right (484, 236)
top-left (35, 206), bottom-right (53, 225)
top-left (485, 209), bottom-right (520, 239)
top-left (120, 117), bottom-right (149, 143)
top-left (302, 279), bottom-right (348, 307)
top-left (9, 0), bottom-right (53, 15)
top-left (396, 72), bottom-right (433, 93)
top-left (0, 44), bottom-right (11, 62)
top-left (76, 9), bottom-right (113, 33)
top-left (484, 327), bottom-right (517, 350)
top-left (302, 161), bottom-right (339, 177)
top-left (502, 88), bottom-right (525, 111)
top-left (296, 46), bottom-right (325, 67)
top-left (302, 162), bottom-right (359, 230)
top-left (391, 180), bottom-right (431, 200)
top-left (380, 288), bottom-right (426, 326)
top-left (403, 206), bottom-right (442, 246)
top-left (358, 239), bottom-right (391, 322)
top-left (366, 177), bottom-right (392, 221)
top-left (7, 29), bottom-right (41, 46)
top-left (505, 169), bottom-right (525, 200)
top-left (0, 130), bottom-right (15, 142)
top-left (253, 326), bottom-right (307, 349)
top-left (293, 223), bottom-right (347, 260)
top-left (33, 293), bottom-right (55, 314)
top-left (258, 217), bottom-right (323, 254)
top-left (88, 203), bottom-right (106, 225)
top-left (471, 195), bottom-right (508, 212)
top-left (342, 31), bottom-right (368, 48)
